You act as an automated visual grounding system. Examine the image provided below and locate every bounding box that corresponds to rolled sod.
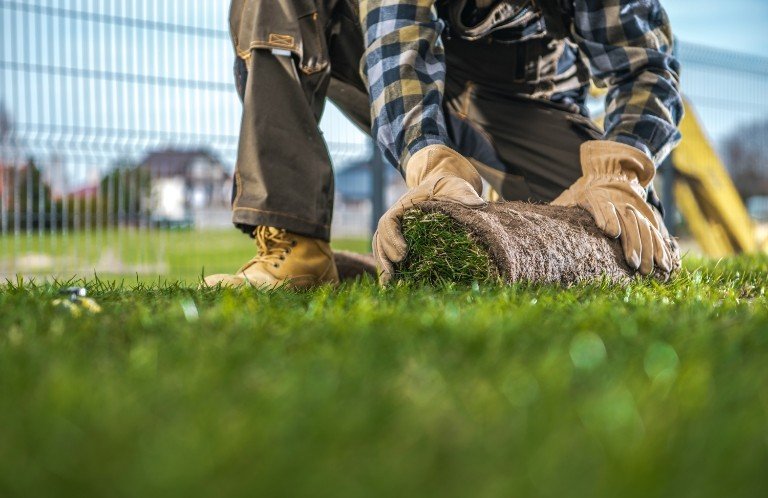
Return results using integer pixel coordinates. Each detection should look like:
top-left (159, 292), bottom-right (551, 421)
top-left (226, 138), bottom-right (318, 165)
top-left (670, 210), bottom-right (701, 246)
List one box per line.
top-left (394, 201), bottom-right (680, 286)
top-left (333, 250), bottom-right (378, 281)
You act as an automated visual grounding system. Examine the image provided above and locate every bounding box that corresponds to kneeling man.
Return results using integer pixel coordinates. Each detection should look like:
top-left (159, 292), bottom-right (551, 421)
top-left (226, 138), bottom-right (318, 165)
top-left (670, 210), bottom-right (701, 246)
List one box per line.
top-left (205, 0), bottom-right (683, 287)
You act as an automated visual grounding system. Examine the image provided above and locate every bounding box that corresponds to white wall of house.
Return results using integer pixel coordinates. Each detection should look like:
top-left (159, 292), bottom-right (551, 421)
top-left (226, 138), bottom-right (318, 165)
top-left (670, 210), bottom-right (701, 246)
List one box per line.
top-left (151, 177), bottom-right (186, 221)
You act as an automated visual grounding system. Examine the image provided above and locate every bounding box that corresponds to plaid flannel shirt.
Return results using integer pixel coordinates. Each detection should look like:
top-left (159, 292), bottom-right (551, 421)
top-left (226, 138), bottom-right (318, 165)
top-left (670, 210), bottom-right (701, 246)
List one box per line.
top-left (359, 0), bottom-right (683, 170)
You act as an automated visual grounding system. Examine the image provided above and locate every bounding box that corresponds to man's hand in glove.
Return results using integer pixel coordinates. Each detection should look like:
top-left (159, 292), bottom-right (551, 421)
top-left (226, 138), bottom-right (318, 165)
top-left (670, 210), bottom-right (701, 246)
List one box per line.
top-left (373, 145), bottom-right (486, 283)
top-left (552, 140), bottom-right (672, 275)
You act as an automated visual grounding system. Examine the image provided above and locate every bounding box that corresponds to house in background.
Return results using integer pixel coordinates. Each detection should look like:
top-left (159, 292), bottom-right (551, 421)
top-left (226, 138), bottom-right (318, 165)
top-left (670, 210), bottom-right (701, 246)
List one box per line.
top-left (139, 149), bottom-right (232, 229)
top-left (0, 158), bottom-right (48, 213)
top-left (68, 182), bottom-right (100, 201)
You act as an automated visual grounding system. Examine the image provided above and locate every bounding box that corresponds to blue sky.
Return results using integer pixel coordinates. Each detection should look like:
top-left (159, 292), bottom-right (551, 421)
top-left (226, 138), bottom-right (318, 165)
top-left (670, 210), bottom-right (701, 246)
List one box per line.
top-left (664, 0), bottom-right (768, 57)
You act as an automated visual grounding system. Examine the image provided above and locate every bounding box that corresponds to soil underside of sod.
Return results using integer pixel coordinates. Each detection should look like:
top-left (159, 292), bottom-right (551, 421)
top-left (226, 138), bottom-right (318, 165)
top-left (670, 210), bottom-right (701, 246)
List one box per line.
top-left (1, 256), bottom-right (767, 497)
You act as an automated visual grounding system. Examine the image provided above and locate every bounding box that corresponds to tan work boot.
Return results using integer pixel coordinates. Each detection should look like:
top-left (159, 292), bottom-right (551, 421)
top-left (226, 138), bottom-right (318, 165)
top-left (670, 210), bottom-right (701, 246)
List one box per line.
top-left (203, 226), bottom-right (339, 289)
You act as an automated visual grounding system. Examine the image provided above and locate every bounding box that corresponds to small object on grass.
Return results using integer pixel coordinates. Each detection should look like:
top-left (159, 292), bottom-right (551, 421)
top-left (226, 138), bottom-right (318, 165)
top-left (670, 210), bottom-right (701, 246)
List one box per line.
top-left (180, 297), bottom-right (199, 322)
top-left (61, 287), bottom-right (87, 302)
top-left (53, 287), bottom-right (102, 316)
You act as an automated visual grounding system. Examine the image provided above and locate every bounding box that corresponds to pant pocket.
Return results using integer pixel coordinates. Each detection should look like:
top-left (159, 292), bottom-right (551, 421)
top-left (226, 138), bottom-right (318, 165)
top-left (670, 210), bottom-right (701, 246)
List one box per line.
top-left (229, 0), bottom-right (328, 75)
top-left (296, 8), bottom-right (329, 75)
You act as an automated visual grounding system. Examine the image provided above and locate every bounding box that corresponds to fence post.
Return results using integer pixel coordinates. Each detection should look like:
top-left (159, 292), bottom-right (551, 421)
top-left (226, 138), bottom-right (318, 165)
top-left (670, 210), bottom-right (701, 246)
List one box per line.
top-left (661, 156), bottom-right (677, 237)
top-left (370, 141), bottom-right (385, 237)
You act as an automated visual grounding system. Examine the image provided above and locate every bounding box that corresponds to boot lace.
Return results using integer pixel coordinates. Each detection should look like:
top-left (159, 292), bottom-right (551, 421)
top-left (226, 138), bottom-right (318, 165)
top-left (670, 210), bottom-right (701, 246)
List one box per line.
top-left (238, 226), bottom-right (297, 272)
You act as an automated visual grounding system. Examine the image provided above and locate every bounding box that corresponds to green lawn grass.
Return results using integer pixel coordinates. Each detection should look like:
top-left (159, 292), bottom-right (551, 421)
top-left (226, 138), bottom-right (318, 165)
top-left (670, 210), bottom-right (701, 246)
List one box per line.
top-left (0, 229), bottom-right (369, 283)
top-left (1, 257), bottom-right (767, 497)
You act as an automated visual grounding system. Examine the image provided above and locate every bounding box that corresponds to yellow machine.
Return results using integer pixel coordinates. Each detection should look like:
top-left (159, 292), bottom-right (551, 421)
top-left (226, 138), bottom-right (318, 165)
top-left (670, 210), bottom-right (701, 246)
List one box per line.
top-left (489, 86), bottom-right (762, 257)
top-left (672, 98), bottom-right (760, 257)
top-left (588, 86), bottom-right (762, 257)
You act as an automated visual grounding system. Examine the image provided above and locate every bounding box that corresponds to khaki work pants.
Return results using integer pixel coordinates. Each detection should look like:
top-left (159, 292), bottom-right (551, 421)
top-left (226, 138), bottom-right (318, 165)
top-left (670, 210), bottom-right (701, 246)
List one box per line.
top-left (228, 0), bottom-right (655, 240)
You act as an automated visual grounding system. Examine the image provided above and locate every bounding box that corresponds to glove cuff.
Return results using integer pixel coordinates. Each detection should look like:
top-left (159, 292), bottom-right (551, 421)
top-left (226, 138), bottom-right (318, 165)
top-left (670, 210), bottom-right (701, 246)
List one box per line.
top-left (580, 140), bottom-right (656, 187)
top-left (404, 144), bottom-right (483, 194)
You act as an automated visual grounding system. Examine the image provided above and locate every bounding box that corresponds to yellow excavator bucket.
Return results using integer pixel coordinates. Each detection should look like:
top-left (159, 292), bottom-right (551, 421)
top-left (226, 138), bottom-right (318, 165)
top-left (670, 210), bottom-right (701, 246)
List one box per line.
top-left (672, 98), bottom-right (758, 256)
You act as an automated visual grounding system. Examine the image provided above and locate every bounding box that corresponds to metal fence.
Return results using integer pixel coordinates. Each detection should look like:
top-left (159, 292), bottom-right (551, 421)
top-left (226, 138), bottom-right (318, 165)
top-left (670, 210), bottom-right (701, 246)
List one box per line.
top-left (1, 1), bottom-right (767, 281)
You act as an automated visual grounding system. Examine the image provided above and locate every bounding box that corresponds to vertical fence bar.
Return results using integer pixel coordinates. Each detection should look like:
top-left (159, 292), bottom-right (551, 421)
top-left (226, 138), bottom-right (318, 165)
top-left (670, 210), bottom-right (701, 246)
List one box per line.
top-left (660, 156), bottom-right (677, 238)
top-left (370, 142), bottom-right (385, 238)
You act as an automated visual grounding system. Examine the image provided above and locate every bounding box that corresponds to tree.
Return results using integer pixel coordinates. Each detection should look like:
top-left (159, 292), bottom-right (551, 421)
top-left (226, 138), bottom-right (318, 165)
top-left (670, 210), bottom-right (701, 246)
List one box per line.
top-left (0, 102), bottom-right (11, 144)
top-left (722, 119), bottom-right (768, 200)
top-left (5, 157), bottom-right (54, 232)
top-left (97, 160), bottom-right (152, 227)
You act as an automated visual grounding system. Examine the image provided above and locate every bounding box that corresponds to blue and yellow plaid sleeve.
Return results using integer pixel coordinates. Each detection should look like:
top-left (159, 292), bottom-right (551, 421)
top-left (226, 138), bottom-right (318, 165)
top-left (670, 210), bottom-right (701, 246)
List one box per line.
top-left (359, 0), bottom-right (449, 171)
top-left (572, 0), bottom-right (684, 164)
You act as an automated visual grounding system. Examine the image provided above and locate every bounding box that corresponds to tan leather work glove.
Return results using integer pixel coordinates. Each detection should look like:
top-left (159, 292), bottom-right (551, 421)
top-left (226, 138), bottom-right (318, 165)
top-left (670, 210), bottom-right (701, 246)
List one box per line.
top-left (373, 144), bottom-right (486, 284)
top-left (552, 140), bottom-right (672, 275)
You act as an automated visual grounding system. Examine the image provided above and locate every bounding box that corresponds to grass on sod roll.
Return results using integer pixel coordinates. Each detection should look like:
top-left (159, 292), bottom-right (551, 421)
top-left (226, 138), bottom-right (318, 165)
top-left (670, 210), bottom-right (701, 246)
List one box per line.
top-left (397, 209), bottom-right (496, 285)
top-left (1, 256), bottom-right (768, 497)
